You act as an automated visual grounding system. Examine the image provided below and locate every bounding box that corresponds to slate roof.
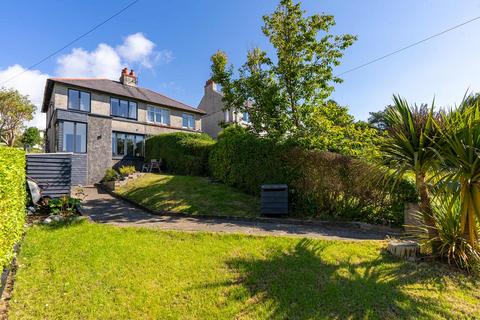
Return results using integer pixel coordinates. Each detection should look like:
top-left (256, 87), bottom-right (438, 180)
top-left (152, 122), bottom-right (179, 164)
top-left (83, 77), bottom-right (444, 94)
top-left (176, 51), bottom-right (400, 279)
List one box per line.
top-left (42, 78), bottom-right (205, 114)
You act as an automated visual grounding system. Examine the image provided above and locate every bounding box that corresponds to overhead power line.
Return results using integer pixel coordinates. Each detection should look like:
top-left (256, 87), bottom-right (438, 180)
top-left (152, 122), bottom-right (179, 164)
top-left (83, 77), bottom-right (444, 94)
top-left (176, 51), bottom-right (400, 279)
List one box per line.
top-left (0, 0), bottom-right (139, 86)
top-left (336, 15), bottom-right (480, 77)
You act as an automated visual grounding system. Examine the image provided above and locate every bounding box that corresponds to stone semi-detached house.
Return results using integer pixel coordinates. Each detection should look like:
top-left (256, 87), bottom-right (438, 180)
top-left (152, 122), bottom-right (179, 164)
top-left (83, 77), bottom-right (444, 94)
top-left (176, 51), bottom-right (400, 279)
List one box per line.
top-left (42, 68), bottom-right (205, 185)
top-left (198, 80), bottom-right (251, 138)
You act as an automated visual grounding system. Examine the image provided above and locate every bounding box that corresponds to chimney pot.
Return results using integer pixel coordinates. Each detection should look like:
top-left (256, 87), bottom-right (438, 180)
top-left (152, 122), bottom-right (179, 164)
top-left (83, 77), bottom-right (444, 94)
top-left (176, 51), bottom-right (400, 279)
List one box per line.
top-left (205, 79), bottom-right (217, 92)
top-left (120, 67), bottom-right (137, 86)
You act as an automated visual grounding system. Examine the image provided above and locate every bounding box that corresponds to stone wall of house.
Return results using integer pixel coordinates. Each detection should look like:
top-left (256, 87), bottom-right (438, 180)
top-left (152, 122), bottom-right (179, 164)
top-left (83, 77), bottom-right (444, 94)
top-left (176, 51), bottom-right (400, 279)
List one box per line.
top-left (87, 115), bottom-right (112, 185)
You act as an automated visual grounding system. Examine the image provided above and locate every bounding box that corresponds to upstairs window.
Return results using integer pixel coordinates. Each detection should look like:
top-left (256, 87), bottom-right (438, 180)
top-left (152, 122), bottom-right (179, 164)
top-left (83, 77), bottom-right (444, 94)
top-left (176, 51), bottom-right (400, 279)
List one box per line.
top-left (68, 89), bottom-right (90, 112)
top-left (182, 113), bottom-right (195, 129)
top-left (111, 98), bottom-right (137, 120)
top-left (147, 106), bottom-right (170, 125)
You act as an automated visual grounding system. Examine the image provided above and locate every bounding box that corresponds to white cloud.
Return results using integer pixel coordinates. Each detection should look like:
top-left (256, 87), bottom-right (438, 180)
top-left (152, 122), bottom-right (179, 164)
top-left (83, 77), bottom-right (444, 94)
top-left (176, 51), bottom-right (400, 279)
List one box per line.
top-left (57, 32), bottom-right (172, 78)
top-left (1, 33), bottom-right (172, 129)
top-left (56, 44), bottom-right (122, 79)
top-left (0, 64), bottom-right (49, 129)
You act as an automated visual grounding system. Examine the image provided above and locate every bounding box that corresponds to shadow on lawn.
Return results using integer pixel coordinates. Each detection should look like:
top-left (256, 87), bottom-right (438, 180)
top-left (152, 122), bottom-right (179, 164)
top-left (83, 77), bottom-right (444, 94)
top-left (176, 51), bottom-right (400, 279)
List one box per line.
top-left (224, 239), bottom-right (471, 319)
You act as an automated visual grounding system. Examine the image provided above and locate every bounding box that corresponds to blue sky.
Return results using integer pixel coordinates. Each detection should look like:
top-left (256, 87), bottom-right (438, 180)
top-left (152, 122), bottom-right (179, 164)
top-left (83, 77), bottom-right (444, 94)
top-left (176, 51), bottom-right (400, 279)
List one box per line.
top-left (1, 0), bottom-right (480, 128)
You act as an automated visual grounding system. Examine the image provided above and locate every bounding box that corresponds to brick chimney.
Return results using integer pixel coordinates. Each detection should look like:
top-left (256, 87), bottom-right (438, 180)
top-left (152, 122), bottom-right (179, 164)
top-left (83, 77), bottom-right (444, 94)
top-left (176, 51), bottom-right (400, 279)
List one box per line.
top-left (119, 68), bottom-right (138, 86)
top-left (204, 79), bottom-right (217, 93)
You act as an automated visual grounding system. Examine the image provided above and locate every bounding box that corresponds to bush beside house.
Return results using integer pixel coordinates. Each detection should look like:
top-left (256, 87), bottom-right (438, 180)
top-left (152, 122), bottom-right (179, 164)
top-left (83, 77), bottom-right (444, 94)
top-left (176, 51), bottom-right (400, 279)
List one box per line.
top-left (145, 132), bottom-right (215, 176)
top-left (0, 146), bottom-right (26, 270)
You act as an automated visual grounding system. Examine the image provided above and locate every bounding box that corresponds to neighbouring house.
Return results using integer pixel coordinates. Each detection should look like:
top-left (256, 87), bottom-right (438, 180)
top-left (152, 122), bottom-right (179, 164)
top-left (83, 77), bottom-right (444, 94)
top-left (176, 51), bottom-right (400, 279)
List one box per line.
top-left (198, 79), bottom-right (250, 138)
top-left (41, 68), bottom-right (205, 185)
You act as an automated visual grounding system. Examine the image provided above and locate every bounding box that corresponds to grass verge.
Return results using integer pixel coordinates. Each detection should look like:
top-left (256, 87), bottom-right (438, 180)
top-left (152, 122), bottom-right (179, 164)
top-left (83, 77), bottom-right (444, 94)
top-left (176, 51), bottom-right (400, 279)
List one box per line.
top-left (8, 221), bottom-right (480, 319)
top-left (116, 173), bottom-right (259, 217)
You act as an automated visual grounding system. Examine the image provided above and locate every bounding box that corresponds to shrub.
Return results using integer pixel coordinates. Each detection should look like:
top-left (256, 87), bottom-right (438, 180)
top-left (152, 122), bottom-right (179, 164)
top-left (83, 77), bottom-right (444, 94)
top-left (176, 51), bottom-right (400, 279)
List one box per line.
top-left (145, 132), bottom-right (215, 176)
top-left (49, 196), bottom-right (81, 217)
top-left (119, 165), bottom-right (136, 176)
top-left (285, 148), bottom-right (415, 225)
top-left (412, 194), bottom-right (480, 272)
top-left (0, 146), bottom-right (26, 270)
top-left (209, 127), bottom-right (414, 225)
top-left (102, 168), bottom-right (118, 182)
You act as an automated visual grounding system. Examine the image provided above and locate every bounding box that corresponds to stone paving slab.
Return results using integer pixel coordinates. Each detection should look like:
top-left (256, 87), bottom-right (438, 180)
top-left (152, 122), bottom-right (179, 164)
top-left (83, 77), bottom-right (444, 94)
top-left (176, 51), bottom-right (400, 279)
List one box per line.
top-left (81, 186), bottom-right (398, 241)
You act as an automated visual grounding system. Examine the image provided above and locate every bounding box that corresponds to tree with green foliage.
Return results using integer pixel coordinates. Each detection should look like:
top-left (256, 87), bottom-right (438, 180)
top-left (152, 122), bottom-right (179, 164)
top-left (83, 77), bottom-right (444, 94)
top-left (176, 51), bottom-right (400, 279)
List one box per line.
top-left (435, 101), bottom-right (480, 248)
top-left (297, 100), bottom-right (383, 159)
top-left (368, 106), bottom-right (395, 131)
top-left (0, 88), bottom-right (35, 146)
top-left (21, 127), bottom-right (41, 148)
top-left (381, 95), bottom-right (441, 253)
top-left (210, 0), bottom-right (357, 137)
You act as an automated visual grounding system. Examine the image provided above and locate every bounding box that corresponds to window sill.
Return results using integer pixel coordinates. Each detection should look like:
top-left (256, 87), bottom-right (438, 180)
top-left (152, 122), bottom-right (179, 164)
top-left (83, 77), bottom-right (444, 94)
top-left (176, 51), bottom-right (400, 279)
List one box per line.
top-left (67, 108), bottom-right (90, 113)
top-left (111, 116), bottom-right (138, 121)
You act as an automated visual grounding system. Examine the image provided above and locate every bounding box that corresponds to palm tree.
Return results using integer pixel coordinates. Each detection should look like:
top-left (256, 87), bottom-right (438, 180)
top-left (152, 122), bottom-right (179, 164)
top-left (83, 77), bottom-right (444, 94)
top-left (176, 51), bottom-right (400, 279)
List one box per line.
top-left (435, 102), bottom-right (480, 247)
top-left (381, 95), bottom-right (441, 252)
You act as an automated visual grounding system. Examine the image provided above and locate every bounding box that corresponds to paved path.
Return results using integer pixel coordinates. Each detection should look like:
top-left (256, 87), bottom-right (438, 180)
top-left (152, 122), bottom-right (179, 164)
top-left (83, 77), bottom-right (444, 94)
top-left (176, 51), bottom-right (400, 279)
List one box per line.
top-left (81, 186), bottom-right (400, 241)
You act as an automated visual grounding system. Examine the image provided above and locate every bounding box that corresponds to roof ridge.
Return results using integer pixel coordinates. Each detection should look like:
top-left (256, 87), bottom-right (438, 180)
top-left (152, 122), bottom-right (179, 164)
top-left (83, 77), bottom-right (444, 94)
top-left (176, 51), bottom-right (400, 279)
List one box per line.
top-left (50, 77), bottom-right (110, 81)
top-left (141, 87), bottom-right (196, 110)
top-left (45, 78), bottom-right (205, 114)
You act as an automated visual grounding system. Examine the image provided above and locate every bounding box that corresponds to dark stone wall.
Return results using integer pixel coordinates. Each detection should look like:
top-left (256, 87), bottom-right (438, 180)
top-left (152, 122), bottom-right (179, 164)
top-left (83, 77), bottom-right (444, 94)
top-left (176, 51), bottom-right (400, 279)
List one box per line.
top-left (87, 115), bottom-right (112, 184)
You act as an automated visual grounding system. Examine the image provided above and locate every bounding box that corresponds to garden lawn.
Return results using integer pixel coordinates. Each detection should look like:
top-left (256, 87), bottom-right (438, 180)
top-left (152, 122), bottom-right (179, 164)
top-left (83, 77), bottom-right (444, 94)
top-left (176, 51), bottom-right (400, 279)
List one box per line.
top-left (8, 221), bottom-right (480, 319)
top-left (116, 173), bottom-right (259, 217)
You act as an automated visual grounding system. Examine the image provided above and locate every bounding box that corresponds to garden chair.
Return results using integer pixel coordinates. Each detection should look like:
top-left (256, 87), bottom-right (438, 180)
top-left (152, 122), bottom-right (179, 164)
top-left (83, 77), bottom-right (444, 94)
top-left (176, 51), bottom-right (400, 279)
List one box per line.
top-left (142, 159), bottom-right (161, 173)
top-left (150, 159), bottom-right (161, 172)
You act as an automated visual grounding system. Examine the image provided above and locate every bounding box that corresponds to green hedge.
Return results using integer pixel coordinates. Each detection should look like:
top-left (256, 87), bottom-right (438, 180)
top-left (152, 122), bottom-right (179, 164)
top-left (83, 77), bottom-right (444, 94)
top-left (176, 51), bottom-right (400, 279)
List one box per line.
top-left (209, 126), bottom-right (415, 225)
top-left (0, 146), bottom-right (26, 270)
top-left (209, 126), bottom-right (292, 195)
top-left (145, 132), bottom-right (215, 176)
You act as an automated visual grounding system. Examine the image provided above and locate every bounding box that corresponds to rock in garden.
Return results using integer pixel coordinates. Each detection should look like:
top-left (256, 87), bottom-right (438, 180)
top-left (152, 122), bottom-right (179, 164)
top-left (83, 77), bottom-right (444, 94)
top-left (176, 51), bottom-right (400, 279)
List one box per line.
top-left (387, 240), bottom-right (420, 260)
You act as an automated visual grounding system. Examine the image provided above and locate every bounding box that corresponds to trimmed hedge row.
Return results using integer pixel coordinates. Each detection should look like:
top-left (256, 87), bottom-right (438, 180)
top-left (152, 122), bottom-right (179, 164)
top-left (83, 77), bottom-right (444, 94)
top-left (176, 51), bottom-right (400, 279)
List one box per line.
top-left (208, 126), bottom-right (293, 195)
top-left (208, 126), bottom-right (415, 225)
top-left (144, 128), bottom-right (416, 225)
top-left (145, 132), bottom-right (215, 176)
top-left (0, 146), bottom-right (26, 270)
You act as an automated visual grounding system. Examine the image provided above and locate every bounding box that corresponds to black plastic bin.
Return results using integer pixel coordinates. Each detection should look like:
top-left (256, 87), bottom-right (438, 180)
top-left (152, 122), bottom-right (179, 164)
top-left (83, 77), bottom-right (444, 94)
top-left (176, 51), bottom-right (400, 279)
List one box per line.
top-left (261, 184), bottom-right (288, 216)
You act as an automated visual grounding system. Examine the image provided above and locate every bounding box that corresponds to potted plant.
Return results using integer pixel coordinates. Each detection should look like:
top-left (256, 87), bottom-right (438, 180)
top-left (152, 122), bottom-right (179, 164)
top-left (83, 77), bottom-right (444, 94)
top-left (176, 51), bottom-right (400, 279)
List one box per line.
top-left (101, 168), bottom-right (118, 191)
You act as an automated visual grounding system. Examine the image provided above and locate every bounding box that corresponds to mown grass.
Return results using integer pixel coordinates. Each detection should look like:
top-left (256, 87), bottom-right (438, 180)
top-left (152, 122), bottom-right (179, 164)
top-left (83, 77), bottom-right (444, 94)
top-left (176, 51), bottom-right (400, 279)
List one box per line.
top-left (116, 173), bottom-right (259, 217)
top-left (8, 221), bottom-right (480, 319)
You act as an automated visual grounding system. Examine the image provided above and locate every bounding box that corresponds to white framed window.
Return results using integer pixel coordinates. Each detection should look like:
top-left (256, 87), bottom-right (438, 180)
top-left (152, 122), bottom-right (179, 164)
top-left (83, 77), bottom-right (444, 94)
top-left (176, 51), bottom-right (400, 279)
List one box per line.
top-left (147, 106), bottom-right (170, 125)
top-left (182, 113), bottom-right (195, 129)
top-left (224, 110), bottom-right (230, 122)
